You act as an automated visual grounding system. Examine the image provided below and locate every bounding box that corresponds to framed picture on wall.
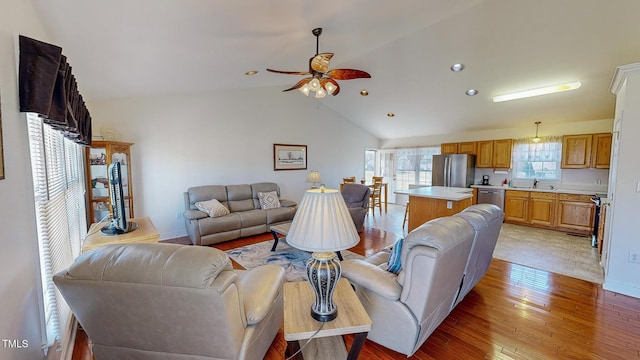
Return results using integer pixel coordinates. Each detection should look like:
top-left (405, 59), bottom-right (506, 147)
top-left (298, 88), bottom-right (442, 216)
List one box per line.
top-left (273, 143), bottom-right (307, 171)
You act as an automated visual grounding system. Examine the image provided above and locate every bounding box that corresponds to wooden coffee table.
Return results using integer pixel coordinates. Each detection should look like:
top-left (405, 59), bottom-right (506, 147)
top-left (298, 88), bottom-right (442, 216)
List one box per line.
top-left (283, 278), bottom-right (371, 360)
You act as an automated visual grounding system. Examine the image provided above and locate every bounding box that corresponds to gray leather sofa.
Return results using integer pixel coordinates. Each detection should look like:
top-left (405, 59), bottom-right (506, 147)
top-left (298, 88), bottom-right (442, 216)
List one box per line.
top-left (54, 243), bottom-right (284, 360)
top-left (183, 182), bottom-right (297, 246)
top-left (341, 204), bottom-right (503, 356)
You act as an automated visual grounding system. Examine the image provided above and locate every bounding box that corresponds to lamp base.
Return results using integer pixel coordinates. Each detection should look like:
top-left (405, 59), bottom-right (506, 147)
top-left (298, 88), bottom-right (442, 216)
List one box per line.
top-left (306, 252), bottom-right (341, 322)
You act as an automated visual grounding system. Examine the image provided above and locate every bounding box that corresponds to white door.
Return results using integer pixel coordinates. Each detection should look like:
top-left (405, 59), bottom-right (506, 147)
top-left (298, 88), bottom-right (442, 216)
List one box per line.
top-left (377, 150), bottom-right (397, 204)
top-left (603, 116), bottom-right (622, 275)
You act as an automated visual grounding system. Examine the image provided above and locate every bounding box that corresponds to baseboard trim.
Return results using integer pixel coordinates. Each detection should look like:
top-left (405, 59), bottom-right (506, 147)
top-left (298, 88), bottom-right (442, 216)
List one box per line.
top-left (603, 280), bottom-right (640, 299)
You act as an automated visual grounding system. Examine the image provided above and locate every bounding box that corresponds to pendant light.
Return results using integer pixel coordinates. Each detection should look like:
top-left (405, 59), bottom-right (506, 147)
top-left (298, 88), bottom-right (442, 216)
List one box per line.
top-left (532, 121), bottom-right (542, 143)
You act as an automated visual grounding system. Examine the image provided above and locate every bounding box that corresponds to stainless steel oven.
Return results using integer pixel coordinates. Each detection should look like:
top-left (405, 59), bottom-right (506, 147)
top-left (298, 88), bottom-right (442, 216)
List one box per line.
top-left (477, 188), bottom-right (505, 210)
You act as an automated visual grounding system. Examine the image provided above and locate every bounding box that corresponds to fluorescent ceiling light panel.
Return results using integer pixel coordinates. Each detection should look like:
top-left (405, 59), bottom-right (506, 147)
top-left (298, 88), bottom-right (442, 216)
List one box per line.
top-left (493, 81), bottom-right (582, 103)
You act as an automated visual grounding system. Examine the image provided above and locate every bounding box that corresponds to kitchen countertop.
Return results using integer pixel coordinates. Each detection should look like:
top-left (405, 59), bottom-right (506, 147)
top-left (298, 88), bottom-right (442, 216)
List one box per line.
top-left (395, 186), bottom-right (473, 201)
top-left (471, 184), bottom-right (601, 196)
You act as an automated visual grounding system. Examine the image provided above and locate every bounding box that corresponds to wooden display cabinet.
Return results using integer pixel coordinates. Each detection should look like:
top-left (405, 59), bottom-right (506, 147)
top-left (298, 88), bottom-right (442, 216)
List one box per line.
top-left (476, 141), bottom-right (494, 168)
top-left (441, 142), bottom-right (458, 155)
top-left (504, 190), bottom-right (528, 223)
top-left (591, 133), bottom-right (612, 169)
top-left (561, 134), bottom-right (593, 168)
top-left (85, 141), bottom-right (135, 226)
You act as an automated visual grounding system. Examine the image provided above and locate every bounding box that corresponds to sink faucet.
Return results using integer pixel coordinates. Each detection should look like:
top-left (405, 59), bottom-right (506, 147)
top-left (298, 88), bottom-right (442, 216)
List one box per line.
top-left (533, 178), bottom-right (538, 189)
top-left (549, 185), bottom-right (555, 190)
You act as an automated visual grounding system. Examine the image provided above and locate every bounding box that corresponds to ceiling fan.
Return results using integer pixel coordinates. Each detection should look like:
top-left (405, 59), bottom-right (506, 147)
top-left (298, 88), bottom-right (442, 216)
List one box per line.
top-left (267, 28), bottom-right (371, 98)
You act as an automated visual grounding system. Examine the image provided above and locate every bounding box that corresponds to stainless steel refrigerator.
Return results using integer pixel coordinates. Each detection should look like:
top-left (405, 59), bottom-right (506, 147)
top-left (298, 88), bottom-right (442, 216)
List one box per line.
top-left (432, 154), bottom-right (476, 187)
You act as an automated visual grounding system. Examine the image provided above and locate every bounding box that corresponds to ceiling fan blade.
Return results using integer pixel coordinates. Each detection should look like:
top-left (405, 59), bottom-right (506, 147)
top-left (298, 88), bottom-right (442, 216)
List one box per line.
top-left (267, 69), bottom-right (311, 76)
top-left (310, 53), bottom-right (334, 73)
top-left (282, 78), bottom-right (312, 92)
top-left (326, 69), bottom-right (371, 80)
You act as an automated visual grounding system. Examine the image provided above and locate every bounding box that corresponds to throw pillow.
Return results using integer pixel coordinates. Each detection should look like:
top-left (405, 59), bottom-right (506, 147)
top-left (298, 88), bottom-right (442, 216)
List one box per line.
top-left (386, 238), bottom-right (404, 274)
top-left (258, 191), bottom-right (281, 209)
top-left (195, 199), bottom-right (230, 218)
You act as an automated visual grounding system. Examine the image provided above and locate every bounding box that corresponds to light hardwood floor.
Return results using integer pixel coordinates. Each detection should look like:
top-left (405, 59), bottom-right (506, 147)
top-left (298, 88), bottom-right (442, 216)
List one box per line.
top-left (73, 204), bottom-right (640, 359)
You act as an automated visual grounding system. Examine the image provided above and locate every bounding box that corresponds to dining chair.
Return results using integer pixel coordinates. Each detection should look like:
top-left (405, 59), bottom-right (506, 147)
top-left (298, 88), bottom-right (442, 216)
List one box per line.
top-left (372, 176), bottom-right (384, 183)
top-left (343, 176), bottom-right (356, 183)
top-left (369, 180), bottom-right (383, 216)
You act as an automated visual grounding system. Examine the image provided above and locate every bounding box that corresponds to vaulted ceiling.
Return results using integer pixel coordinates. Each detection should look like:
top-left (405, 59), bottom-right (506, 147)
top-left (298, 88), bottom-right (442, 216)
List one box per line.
top-left (31, 0), bottom-right (640, 139)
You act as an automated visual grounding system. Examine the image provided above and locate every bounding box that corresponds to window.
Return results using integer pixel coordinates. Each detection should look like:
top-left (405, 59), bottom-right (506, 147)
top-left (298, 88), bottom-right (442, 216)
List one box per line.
top-left (395, 147), bottom-right (440, 190)
top-left (27, 113), bottom-right (86, 351)
top-left (511, 136), bottom-right (562, 180)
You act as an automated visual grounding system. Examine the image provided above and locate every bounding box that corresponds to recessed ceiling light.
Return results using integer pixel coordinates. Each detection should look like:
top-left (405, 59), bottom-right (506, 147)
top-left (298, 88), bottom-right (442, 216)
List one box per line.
top-left (466, 89), bottom-right (478, 96)
top-left (360, 90), bottom-right (369, 96)
top-left (492, 81), bottom-right (582, 102)
top-left (245, 70), bottom-right (258, 75)
top-left (387, 113), bottom-right (395, 117)
top-left (451, 63), bottom-right (465, 72)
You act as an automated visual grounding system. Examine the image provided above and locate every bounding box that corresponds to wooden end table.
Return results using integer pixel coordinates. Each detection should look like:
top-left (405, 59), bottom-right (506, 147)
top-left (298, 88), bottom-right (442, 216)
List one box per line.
top-left (283, 278), bottom-right (371, 360)
top-left (82, 216), bottom-right (159, 253)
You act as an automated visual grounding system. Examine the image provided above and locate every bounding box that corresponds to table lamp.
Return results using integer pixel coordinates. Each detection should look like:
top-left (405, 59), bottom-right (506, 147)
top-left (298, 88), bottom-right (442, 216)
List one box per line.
top-left (305, 170), bottom-right (322, 189)
top-left (286, 188), bottom-right (360, 322)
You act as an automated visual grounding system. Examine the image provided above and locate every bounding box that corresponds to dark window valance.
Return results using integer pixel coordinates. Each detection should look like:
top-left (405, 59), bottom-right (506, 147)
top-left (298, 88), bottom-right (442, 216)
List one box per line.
top-left (19, 35), bottom-right (91, 145)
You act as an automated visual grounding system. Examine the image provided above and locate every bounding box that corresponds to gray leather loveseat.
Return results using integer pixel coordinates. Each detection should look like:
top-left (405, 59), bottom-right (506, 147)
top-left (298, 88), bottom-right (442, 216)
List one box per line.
top-left (183, 182), bottom-right (297, 246)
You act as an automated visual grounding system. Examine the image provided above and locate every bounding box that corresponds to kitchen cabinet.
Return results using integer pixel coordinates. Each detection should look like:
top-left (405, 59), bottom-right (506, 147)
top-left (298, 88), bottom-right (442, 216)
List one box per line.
top-left (477, 139), bottom-right (512, 169)
top-left (441, 141), bottom-right (477, 155)
top-left (441, 143), bottom-right (458, 155)
top-left (591, 133), bottom-right (612, 169)
top-left (556, 193), bottom-right (596, 236)
top-left (476, 141), bottom-right (493, 168)
top-left (529, 192), bottom-right (556, 227)
top-left (493, 139), bottom-right (513, 168)
top-left (504, 190), bottom-right (528, 223)
top-left (458, 142), bottom-right (477, 155)
top-left (505, 190), bottom-right (556, 227)
top-left (85, 141), bottom-right (135, 225)
top-left (561, 133), bottom-right (612, 169)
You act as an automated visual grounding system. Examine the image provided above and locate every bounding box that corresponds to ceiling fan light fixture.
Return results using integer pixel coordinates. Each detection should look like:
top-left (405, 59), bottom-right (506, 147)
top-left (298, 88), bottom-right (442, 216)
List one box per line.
top-left (493, 81), bottom-right (582, 103)
top-left (325, 82), bottom-right (337, 95)
top-left (299, 84), bottom-right (311, 96)
top-left (309, 78), bottom-right (321, 92)
top-left (315, 88), bottom-right (327, 98)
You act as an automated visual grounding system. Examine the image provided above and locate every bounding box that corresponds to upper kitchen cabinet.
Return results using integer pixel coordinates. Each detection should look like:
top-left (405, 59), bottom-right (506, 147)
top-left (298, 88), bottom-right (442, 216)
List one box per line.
top-left (591, 133), bottom-right (612, 169)
top-left (493, 139), bottom-right (513, 169)
top-left (440, 141), bottom-right (477, 155)
top-left (477, 139), bottom-right (512, 169)
top-left (441, 142), bottom-right (458, 155)
top-left (561, 133), bottom-right (612, 169)
top-left (458, 142), bottom-right (477, 155)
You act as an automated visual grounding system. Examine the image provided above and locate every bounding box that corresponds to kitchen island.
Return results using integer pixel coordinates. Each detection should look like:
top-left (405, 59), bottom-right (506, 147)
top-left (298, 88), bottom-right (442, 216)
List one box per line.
top-left (395, 186), bottom-right (473, 232)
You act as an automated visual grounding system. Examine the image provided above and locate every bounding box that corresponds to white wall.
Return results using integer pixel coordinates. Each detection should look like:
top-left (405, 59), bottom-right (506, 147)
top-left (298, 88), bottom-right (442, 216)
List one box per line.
top-left (605, 64), bottom-right (640, 298)
top-left (88, 88), bottom-right (380, 239)
top-left (0, 1), bottom-right (53, 359)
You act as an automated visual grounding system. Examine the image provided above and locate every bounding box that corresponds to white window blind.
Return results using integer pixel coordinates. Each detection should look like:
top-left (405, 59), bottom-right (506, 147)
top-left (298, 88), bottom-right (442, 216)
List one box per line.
top-left (27, 113), bottom-right (86, 350)
top-left (512, 136), bottom-right (562, 180)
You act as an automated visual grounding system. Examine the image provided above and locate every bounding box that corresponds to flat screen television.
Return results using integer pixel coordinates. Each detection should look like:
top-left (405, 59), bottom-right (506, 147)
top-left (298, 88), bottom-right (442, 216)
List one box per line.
top-left (100, 162), bottom-right (138, 236)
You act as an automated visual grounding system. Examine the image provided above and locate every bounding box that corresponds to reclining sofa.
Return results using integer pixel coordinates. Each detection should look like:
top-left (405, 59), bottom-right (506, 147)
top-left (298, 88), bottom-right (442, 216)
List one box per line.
top-left (341, 204), bottom-right (503, 356)
top-left (183, 182), bottom-right (297, 246)
top-left (54, 243), bottom-right (284, 360)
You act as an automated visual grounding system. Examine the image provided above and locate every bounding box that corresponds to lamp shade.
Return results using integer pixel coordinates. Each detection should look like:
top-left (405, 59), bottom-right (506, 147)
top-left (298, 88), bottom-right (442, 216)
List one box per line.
top-left (287, 189), bottom-right (360, 252)
top-left (305, 170), bottom-right (322, 184)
